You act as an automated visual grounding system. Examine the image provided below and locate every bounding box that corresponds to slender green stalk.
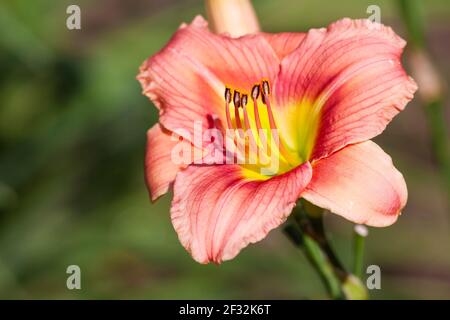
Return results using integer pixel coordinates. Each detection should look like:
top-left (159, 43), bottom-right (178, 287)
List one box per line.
top-left (352, 225), bottom-right (368, 279)
top-left (284, 222), bottom-right (343, 299)
top-left (398, 0), bottom-right (425, 48)
top-left (284, 203), bottom-right (368, 300)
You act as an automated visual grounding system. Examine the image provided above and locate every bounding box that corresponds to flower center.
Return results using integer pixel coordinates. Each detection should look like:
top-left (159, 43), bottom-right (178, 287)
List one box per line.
top-left (223, 80), bottom-right (302, 179)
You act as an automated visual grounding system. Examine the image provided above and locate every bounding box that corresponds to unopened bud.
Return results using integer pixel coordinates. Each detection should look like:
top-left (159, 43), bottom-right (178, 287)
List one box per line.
top-left (205, 0), bottom-right (260, 37)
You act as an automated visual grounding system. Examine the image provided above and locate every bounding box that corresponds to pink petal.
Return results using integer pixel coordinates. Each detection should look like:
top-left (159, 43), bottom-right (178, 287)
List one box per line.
top-left (145, 124), bottom-right (203, 201)
top-left (137, 15), bottom-right (280, 147)
top-left (302, 141), bottom-right (407, 227)
top-left (262, 32), bottom-right (306, 59)
top-left (274, 18), bottom-right (417, 160)
top-left (171, 162), bottom-right (312, 263)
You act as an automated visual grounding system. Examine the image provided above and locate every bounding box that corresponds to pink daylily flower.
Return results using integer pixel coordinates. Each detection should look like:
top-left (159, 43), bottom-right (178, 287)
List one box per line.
top-left (137, 16), bottom-right (417, 264)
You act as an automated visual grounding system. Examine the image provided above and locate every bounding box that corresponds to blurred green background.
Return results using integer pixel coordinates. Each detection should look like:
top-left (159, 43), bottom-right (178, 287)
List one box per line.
top-left (0, 0), bottom-right (449, 299)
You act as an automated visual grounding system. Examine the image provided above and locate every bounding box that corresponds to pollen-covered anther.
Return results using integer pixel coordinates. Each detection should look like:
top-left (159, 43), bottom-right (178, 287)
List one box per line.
top-left (262, 80), bottom-right (270, 96)
top-left (232, 90), bottom-right (243, 132)
top-left (233, 90), bottom-right (241, 108)
top-left (251, 84), bottom-right (260, 100)
top-left (241, 94), bottom-right (248, 107)
top-left (224, 87), bottom-right (233, 129)
top-left (224, 87), bottom-right (232, 103)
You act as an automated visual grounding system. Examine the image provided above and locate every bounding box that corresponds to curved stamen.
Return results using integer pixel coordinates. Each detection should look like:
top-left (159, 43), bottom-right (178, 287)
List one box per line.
top-left (224, 87), bottom-right (233, 129)
top-left (251, 84), bottom-right (262, 131)
top-left (261, 81), bottom-right (298, 165)
top-left (253, 84), bottom-right (273, 160)
top-left (233, 91), bottom-right (243, 130)
top-left (241, 93), bottom-right (259, 164)
top-left (242, 94), bottom-right (252, 131)
top-left (261, 81), bottom-right (276, 130)
top-left (254, 81), bottom-right (280, 152)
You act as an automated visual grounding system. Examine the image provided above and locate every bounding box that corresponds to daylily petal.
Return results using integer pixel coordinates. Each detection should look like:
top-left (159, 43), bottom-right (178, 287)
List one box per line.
top-left (274, 18), bottom-right (417, 160)
top-left (138, 15), bottom-right (280, 147)
top-left (145, 124), bottom-right (203, 201)
top-left (262, 32), bottom-right (306, 59)
top-left (302, 141), bottom-right (407, 227)
top-left (171, 162), bottom-right (312, 263)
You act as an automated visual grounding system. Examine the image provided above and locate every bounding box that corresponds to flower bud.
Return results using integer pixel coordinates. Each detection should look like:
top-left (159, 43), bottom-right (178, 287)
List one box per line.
top-left (205, 0), bottom-right (260, 37)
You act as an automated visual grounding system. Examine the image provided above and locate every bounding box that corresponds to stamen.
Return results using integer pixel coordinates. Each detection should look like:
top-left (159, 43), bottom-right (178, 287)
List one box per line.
top-left (242, 94), bottom-right (253, 133)
top-left (252, 84), bottom-right (269, 156)
top-left (251, 84), bottom-right (260, 100)
top-left (241, 93), bottom-right (258, 161)
top-left (251, 85), bottom-right (262, 130)
top-left (233, 90), bottom-right (243, 130)
top-left (262, 80), bottom-right (270, 96)
top-left (233, 90), bottom-right (241, 107)
top-left (224, 87), bottom-right (232, 129)
top-left (225, 87), bottom-right (232, 102)
top-left (261, 83), bottom-right (277, 131)
top-left (241, 94), bottom-right (248, 111)
top-left (261, 82), bottom-right (298, 165)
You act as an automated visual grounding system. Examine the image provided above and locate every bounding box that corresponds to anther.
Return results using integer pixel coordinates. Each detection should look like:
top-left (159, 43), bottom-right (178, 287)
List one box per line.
top-left (251, 84), bottom-right (260, 100)
top-left (241, 94), bottom-right (248, 107)
top-left (233, 90), bottom-right (241, 108)
top-left (224, 87), bottom-right (233, 129)
top-left (224, 87), bottom-right (232, 103)
top-left (262, 80), bottom-right (270, 96)
top-left (233, 90), bottom-right (243, 132)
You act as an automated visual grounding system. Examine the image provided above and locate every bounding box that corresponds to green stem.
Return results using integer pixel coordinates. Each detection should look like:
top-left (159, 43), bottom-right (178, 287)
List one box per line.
top-left (352, 225), bottom-right (367, 279)
top-left (284, 203), bottom-right (368, 299)
top-left (284, 222), bottom-right (344, 299)
top-left (304, 211), bottom-right (345, 272)
top-left (398, 0), bottom-right (425, 49)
